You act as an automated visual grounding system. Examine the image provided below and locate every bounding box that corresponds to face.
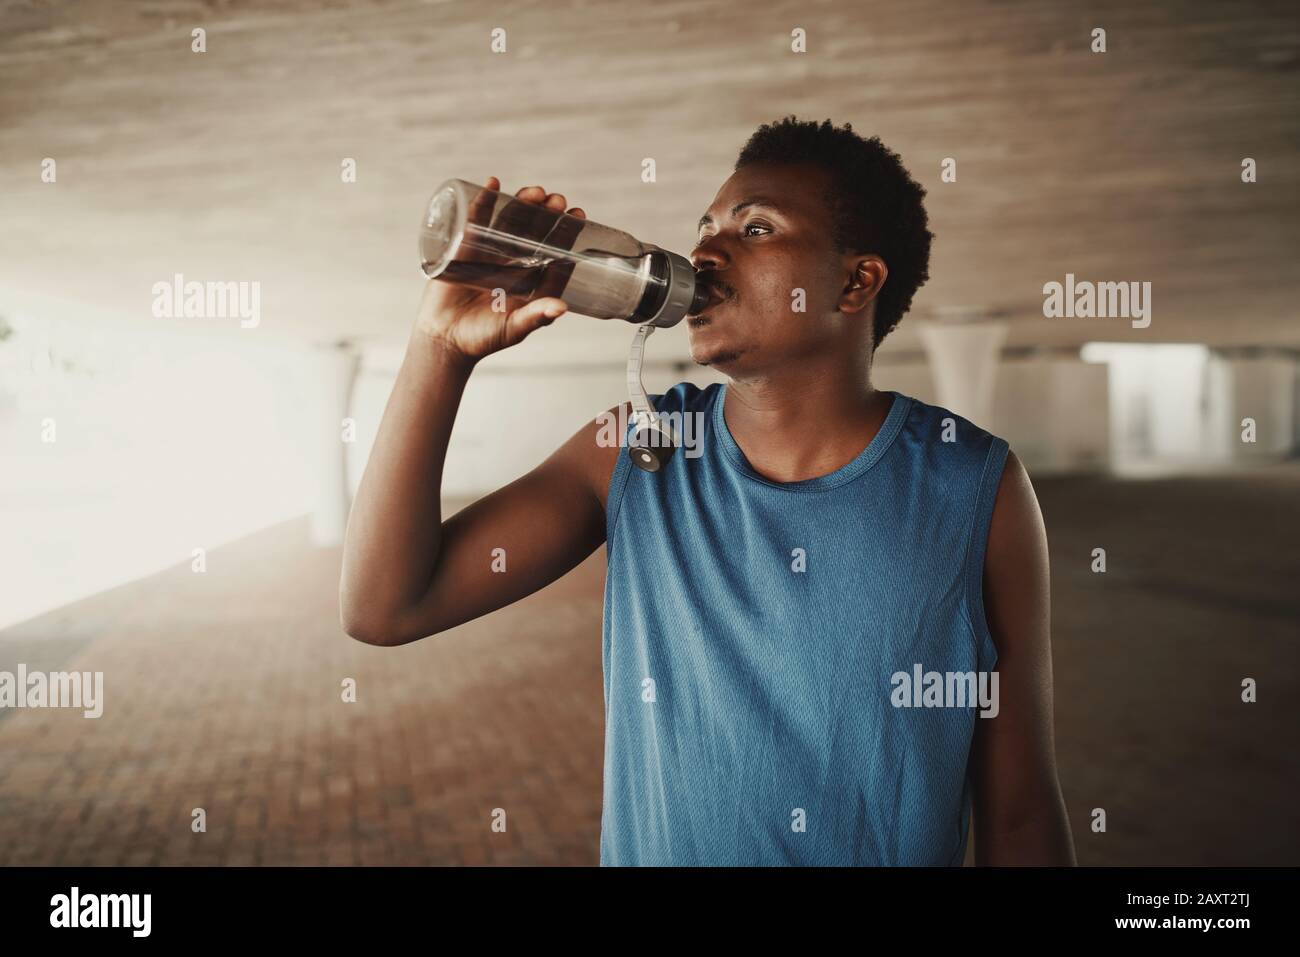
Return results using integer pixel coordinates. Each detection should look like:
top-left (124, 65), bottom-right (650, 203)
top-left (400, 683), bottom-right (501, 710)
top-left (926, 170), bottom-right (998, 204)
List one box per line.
top-left (687, 162), bottom-right (882, 374)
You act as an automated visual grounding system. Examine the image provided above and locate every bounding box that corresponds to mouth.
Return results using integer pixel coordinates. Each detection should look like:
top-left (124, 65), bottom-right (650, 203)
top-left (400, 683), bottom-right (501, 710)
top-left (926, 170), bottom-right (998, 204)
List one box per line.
top-left (687, 282), bottom-right (731, 322)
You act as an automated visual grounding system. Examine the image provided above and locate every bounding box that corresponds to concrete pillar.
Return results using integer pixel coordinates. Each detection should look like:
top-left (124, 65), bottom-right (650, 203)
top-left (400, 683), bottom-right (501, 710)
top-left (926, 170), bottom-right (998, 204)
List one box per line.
top-left (915, 313), bottom-right (1009, 426)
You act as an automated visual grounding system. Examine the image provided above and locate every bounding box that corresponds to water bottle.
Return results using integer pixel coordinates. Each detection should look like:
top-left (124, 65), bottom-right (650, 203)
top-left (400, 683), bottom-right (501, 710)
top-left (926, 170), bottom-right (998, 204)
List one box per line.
top-left (419, 178), bottom-right (710, 327)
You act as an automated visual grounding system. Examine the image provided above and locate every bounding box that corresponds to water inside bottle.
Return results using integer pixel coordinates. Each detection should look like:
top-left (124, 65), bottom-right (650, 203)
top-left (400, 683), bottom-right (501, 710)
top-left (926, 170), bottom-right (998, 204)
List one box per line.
top-left (419, 179), bottom-right (697, 322)
top-left (422, 246), bottom-right (649, 311)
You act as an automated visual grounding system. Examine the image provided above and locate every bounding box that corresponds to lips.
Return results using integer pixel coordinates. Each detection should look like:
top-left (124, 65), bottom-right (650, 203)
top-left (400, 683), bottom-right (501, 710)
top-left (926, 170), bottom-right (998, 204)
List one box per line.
top-left (688, 281), bottom-right (730, 318)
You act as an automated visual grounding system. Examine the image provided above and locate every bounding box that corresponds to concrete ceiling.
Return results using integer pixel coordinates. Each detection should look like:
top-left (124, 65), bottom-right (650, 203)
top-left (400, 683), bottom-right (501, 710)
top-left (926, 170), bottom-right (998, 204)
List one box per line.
top-left (1, 0), bottom-right (1297, 367)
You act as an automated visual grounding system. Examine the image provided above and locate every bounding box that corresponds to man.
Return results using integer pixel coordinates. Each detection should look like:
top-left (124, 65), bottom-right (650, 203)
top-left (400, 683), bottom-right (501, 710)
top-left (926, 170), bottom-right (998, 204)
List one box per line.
top-left (340, 116), bottom-right (1076, 866)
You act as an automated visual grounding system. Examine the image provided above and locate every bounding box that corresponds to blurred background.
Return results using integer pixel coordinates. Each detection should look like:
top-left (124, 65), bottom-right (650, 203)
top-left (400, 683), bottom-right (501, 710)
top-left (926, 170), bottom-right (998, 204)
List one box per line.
top-left (0, 0), bottom-right (1296, 866)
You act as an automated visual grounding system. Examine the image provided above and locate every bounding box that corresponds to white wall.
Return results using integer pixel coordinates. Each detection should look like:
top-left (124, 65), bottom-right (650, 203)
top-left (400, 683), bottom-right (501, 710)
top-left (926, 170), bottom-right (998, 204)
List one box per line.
top-left (348, 349), bottom-right (726, 499)
top-left (348, 351), bottom-right (1111, 496)
top-left (346, 345), bottom-right (1297, 498)
top-left (1080, 343), bottom-right (1298, 469)
top-left (1213, 355), bottom-right (1296, 460)
top-left (875, 356), bottom-right (1111, 474)
top-left (0, 311), bottom-right (323, 630)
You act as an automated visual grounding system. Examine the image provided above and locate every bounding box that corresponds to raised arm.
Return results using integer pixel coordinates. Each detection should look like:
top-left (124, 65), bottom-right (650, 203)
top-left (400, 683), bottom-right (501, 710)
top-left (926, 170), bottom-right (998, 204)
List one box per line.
top-left (339, 178), bottom-right (623, 646)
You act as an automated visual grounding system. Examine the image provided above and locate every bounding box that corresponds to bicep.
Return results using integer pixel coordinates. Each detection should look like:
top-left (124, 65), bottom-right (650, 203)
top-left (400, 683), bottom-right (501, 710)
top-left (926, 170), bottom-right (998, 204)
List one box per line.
top-left (390, 412), bottom-right (617, 643)
top-left (970, 451), bottom-right (1061, 835)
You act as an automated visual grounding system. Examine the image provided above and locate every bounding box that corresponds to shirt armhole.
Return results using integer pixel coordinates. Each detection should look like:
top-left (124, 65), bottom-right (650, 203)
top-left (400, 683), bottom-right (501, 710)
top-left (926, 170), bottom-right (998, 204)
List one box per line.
top-left (962, 436), bottom-right (1010, 674)
top-left (604, 393), bottom-right (663, 552)
top-left (604, 437), bottom-right (634, 552)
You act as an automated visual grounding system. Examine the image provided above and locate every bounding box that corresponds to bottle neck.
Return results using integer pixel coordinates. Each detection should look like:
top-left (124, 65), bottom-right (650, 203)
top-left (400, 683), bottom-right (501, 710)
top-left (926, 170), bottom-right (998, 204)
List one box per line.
top-left (630, 252), bottom-right (671, 322)
top-left (631, 250), bottom-right (708, 326)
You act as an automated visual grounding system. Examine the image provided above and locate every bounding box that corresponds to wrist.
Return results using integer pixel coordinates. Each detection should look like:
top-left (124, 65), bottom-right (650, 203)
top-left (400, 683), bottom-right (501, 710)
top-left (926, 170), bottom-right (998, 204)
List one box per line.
top-left (409, 324), bottom-right (480, 374)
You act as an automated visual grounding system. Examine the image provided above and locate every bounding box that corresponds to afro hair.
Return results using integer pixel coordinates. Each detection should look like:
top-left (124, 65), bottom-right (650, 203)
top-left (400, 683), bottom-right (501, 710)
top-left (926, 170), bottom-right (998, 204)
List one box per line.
top-left (734, 116), bottom-right (934, 348)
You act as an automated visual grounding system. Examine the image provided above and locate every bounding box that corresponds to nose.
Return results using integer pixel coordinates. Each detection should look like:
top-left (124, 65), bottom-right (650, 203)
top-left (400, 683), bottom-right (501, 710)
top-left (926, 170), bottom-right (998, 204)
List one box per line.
top-left (690, 236), bottom-right (729, 273)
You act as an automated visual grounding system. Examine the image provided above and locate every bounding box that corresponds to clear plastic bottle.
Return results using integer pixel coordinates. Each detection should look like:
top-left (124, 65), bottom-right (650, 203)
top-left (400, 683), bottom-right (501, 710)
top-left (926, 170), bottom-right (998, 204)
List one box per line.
top-left (419, 178), bottom-right (709, 327)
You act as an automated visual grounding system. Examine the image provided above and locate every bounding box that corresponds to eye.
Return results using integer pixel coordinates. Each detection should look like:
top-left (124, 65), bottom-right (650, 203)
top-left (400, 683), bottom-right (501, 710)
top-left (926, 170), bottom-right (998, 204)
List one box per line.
top-left (695, 222), bottom-right (771, 246)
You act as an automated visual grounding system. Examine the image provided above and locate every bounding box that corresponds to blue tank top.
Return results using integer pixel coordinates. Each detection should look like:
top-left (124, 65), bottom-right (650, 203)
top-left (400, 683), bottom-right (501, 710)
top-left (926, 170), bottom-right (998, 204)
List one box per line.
top-left (600, 381), bottom-right (1010, 866)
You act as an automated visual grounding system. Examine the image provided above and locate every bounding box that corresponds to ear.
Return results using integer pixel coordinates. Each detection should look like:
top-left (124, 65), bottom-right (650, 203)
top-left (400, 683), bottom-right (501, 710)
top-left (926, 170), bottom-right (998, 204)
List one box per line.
top-left (839, 255), bottom-right (887, 315)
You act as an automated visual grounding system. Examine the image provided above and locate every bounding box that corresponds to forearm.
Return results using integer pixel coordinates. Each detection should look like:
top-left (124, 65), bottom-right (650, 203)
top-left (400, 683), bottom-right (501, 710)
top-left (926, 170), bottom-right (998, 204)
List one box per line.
top-left (340, 325), bottom-right (476, 640)
top-left (975, 787), bottom-right (1076, 866)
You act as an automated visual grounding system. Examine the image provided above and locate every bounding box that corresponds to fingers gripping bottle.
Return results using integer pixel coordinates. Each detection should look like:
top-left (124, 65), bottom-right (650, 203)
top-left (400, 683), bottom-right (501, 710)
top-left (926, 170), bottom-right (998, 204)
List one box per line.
top-left (418, 178), bottom-right (709, 327)
top-left (418, 178), bottom-right (705, 473)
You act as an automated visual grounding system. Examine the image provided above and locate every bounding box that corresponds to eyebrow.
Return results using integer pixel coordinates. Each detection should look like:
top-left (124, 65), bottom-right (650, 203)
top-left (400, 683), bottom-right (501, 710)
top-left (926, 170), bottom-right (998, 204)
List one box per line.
top-left (697, 197), bottom-right (784, 231)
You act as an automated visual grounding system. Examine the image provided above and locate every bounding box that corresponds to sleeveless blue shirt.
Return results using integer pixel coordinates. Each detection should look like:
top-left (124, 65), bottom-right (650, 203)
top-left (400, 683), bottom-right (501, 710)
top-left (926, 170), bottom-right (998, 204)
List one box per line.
top-left (600, 381), bottom-right (1010, 866)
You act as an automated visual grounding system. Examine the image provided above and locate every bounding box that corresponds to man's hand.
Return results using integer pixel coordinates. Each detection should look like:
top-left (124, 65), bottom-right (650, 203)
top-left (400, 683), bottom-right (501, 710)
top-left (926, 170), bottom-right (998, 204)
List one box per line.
top-left (416, 176), bottom-right (587, 361)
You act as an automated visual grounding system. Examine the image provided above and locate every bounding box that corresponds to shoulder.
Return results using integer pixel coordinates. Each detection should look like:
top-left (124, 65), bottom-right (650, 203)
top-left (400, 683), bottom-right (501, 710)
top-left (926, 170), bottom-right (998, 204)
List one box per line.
top-left (890, 394), bottom-right (1011, 499)
top-left (583, 381), bottom-right (718, 449)
top-left (650, 379), bottom-right (721, 416)
top-left (564, 381), bottom-right (716, 509)
top-left (574, 399), bottom-right (632, 510)
top-left (986, 450), bottom-right (1049, 584)
top-left (895, 393), bottom-right (1005, 454)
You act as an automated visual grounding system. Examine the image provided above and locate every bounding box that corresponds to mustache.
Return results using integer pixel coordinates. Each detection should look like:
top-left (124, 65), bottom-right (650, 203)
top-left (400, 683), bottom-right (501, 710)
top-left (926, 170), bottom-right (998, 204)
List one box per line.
top-left (696, 276), bottom-right (735, 300)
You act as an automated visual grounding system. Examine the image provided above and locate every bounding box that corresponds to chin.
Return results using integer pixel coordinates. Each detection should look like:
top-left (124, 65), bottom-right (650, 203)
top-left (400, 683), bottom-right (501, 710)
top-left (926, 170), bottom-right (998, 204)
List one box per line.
top-left (687, 324), bottom-right (724, 361)
top-left (692, 343), bottom-right (746, 369)
top-left (687, 308), bottom-right (756, 369)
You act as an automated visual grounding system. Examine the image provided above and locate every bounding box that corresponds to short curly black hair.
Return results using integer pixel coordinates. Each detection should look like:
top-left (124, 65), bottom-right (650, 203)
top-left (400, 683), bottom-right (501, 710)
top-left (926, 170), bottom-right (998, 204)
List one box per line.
top-left (734, 116), bottom-right (933, 348)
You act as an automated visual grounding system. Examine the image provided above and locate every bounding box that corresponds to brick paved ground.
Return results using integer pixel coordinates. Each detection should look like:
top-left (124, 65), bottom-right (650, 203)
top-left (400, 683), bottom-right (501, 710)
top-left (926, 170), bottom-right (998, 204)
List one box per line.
top-left (0, 471), bottom-right (1296, 866)
top-left (0, 506), bottom-right (606, 866)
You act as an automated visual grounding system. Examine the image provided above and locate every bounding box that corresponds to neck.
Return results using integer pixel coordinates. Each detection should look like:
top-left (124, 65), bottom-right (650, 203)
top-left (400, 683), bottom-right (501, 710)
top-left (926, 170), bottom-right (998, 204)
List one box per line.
top-left (721, 352), bottom-right (892, 483)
